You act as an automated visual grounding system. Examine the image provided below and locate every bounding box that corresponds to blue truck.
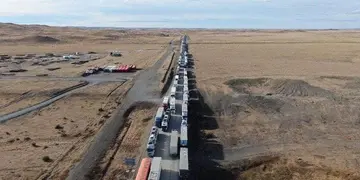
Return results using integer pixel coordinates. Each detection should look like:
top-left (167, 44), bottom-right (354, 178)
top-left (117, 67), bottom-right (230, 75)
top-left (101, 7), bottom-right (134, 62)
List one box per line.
top-left (155, 107), bottom-right (164, 128)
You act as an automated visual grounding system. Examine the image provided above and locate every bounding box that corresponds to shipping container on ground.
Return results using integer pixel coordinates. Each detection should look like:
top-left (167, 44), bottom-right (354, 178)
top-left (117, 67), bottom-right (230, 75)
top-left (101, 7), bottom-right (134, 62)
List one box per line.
top-left (135, 158), bottom-right (152, 180)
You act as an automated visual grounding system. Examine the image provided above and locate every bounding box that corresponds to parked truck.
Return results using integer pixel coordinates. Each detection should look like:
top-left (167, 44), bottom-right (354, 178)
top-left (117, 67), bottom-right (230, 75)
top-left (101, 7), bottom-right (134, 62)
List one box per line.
top-left (182, 103), bottom-right (188, 119)
top-left (183, 86), bottom-right (189, 94)
top-left (183, 93), bottom-right (188, 102)
top-left (161, 115), bottom-right (169, 132)
top-left (179, 148), bottom-right (189, 179)
top-left (170, 130), bottom-right (179, 156)
top-left (180, 126), bottom-right (188, 147)
top-left (170, 96), bottom-right (176, 113)
top-left (155, 107), bottom-right (164, 128)
top-left (170, 86), bottom-right (176, 97)
top-left (162, 96), bottom-right (169, 109)
top-left (148, 157), bottom-right (162, 180)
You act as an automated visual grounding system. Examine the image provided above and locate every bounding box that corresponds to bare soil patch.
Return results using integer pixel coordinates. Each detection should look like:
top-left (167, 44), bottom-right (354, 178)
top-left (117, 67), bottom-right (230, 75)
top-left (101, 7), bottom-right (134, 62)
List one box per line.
top-left (0, 81), bottom-right (131, 180)
top-left (191, 31), bottom-right (360, 179)
top-left (99, 102), bottom-right (157, 180)
top-left (0, 79), bottom-right (79, 115)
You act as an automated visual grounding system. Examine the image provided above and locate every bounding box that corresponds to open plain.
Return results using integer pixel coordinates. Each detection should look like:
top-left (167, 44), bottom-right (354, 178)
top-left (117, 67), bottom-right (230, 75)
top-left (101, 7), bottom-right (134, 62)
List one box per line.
top-left (188, 30), bottom-right (360, 180)
top-left (2, 22), bottom-right (360, 180)
top-left (0, 23), bottom-right (178, 180)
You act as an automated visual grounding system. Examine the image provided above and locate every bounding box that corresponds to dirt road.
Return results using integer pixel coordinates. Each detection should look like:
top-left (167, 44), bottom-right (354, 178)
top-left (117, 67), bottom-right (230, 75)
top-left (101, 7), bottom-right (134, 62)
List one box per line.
top-left (0, 82), bottom-right (92, 123)
top-left (66, 42), bottom-right (176, 180)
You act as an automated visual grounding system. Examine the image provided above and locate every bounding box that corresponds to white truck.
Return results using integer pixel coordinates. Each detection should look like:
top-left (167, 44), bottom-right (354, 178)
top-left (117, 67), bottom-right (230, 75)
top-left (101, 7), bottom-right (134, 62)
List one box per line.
top-left (170, 96), bottom-right (176, 113)
top-left (162, 96), bottom-right (169, 109)
top-left (182, 103), bottom-right (188, 119)
top-left (179, 148), bottom-right (189, 179)
top-left (180, 126), bottom-right (188, 147)
top-left (170, 130), bottom-right (179, 156)
top-left (170, 86), bottom-right (176, 97)
top-left (146, 134), bottom-right (157, 157)
top-left (161, 115), bottom-right (169, 132)
top-left (183, 86), bottom-right (189, 94)
top-left (148, 157), bottom-right (162, 180)
top-left (183, 92), bottom-right (188, 102)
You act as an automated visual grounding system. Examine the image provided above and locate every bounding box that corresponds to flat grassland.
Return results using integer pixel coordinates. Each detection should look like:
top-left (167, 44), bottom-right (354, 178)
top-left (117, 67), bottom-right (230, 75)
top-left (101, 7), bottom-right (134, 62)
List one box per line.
top-left (0, 23), bottom-right (176, 179)
top-left (190, 30), bottom-right (360, 180)
top-left (0, 79), bottom-right (80, 115)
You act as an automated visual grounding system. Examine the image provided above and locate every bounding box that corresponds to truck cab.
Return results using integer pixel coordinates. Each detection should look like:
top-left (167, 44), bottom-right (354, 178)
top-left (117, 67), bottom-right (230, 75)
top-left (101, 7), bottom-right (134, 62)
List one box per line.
top-left (147, 147), bottom-right (155, 157)
top-left (161, 116), bottom-right (168, 132)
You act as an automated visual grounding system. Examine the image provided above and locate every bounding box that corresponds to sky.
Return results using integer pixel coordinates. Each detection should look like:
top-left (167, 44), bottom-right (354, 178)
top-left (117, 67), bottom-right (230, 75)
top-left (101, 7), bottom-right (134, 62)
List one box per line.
top-left (0, 0), bottom-right (360, 29)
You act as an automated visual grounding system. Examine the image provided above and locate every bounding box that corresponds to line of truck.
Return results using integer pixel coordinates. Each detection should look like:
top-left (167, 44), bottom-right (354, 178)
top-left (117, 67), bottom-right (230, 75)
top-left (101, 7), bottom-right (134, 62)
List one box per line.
top-left (136, 35), bottom-right (190, 180)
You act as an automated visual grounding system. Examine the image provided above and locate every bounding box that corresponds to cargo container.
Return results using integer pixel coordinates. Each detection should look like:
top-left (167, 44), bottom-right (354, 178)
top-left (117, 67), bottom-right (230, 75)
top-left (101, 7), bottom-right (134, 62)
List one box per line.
top-left (155, 107), bottom-right (164, 128)
top-left (170, 86), bottom-right (176, 97)
top-left (182, 103), bottom-right (188, 119)
top-left (179, 148), bottom-right (189, 179)
top-left (174, 79), bottom-right (178, 87)
top-left (148, 157), bottom-right (162, 180)
top-left (170, 130), bottom-right (179, 156)
top-left (180, 126), bottom-right (188, 147)
top-left (183, 86), bottom-right (189, 94)
top-left (183, 92), bottom-right (188, 102)
top-left (170, 97), bottom-right (176, 113)
top-left (135, 158), bottom-right (151, 180)
top-left (162, 96), bottom-right (169, 109)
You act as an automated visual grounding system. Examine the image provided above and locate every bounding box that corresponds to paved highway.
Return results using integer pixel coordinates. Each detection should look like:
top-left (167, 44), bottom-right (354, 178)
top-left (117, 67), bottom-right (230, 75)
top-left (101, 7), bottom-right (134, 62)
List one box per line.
top-left (154, 74), bottom-right (185, 180)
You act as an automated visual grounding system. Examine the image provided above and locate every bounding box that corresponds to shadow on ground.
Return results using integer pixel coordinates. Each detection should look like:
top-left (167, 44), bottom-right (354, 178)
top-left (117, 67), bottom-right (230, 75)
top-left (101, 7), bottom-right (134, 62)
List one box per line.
top-left (187, 54), bottom-right (233, 180)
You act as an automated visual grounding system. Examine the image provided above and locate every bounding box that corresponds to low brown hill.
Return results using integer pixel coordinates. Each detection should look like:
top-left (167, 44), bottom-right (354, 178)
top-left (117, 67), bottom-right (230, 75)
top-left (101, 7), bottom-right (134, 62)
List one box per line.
top-left (19, 35), bottom-right (60, 43)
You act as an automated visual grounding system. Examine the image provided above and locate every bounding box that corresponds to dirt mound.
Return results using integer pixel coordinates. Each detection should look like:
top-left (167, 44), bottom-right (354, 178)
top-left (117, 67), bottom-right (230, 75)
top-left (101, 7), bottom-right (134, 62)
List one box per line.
top-left (225, 78), bottom-right (332, 97)
top-left (231, 157), bottom-right (360, 180)
top-left (225, 78), bottom-right (268, 93)
top-left (20, 35), bottom-right (60, 43)
top-left (270, 79), bottom-right (333, 97)
top-left (123, 101), bottom-right (157, 118)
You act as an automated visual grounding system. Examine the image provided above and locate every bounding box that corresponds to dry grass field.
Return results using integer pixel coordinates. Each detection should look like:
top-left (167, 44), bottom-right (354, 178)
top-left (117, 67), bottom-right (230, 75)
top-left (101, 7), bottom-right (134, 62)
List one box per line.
top-left (0, 23), bottom-right (177, 179)
top-left (190, 30), bottom-right (360, 179)
top-left (0, 23), bottom-right (177, 77)
top-left (0, 79), bottom-right (79, 115)
top-left (0, 81), bottom-right (132, 180)
top-left (100, 103), bottom-right (156, 180)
